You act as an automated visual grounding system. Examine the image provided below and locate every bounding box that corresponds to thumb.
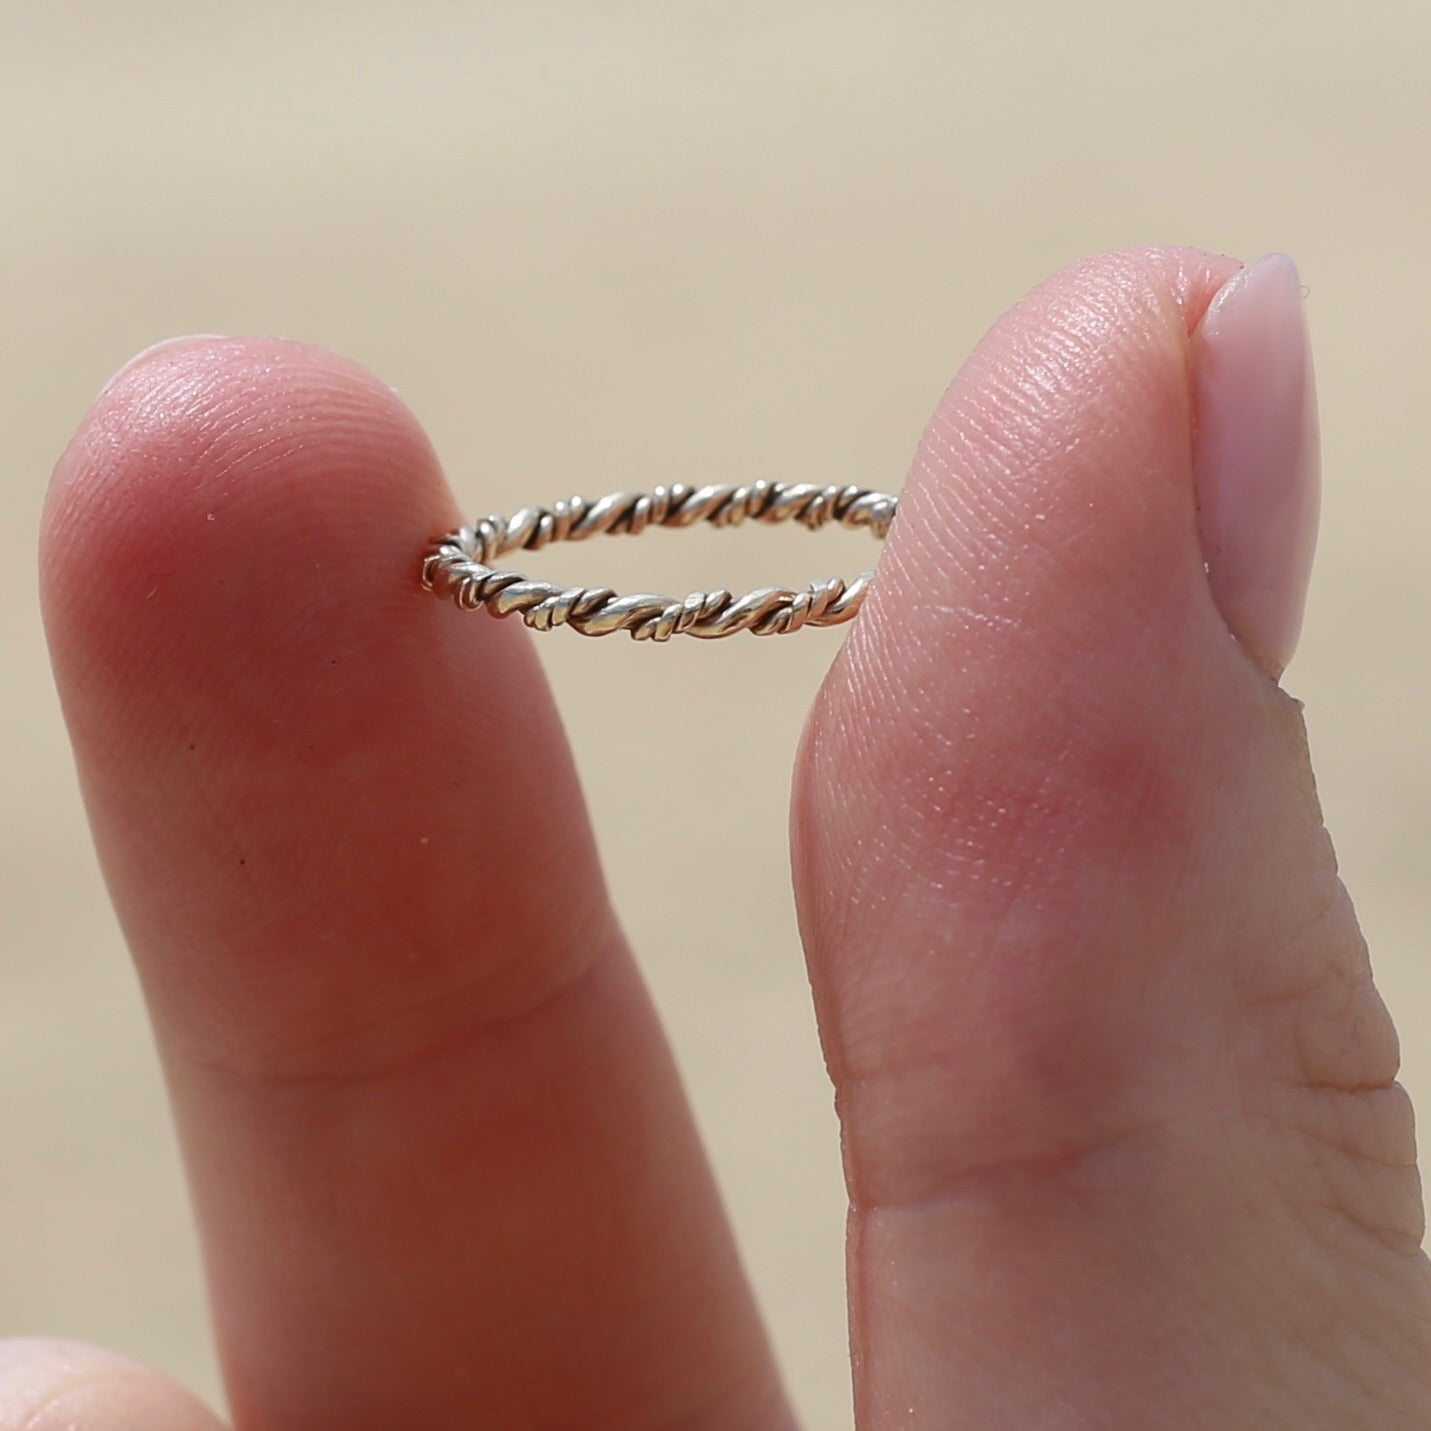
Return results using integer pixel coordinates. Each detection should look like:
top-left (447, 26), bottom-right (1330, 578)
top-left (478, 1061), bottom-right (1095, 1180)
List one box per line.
top-left (792, 248), bottom-right (1431, 1427)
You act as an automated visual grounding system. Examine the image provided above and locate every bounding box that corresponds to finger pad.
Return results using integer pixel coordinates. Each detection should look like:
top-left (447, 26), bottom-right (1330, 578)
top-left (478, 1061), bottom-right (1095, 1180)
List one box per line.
top-left (40, 338), bottom-right (603, 1071)
top-left (42, 339), bottom-right (457, 754)
top-left (794, 247), bottom-right (1274, 1164)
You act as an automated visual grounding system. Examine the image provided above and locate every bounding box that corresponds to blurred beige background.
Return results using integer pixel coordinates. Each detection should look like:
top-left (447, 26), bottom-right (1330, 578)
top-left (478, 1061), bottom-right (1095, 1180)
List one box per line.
top-left (3, 2), bottom-right (1429, 1425)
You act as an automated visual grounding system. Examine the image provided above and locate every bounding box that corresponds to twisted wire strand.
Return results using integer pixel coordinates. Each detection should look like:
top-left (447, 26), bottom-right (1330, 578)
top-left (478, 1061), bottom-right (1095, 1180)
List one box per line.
top-left (420, 480), bottom-right (898, 640)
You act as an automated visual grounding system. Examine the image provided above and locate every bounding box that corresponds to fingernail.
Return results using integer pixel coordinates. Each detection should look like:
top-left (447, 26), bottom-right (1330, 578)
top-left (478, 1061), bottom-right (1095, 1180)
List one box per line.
top-left (97, 334), bottom-right (228, 399)
top-left (1192, 253), bottom-right (1320, 678)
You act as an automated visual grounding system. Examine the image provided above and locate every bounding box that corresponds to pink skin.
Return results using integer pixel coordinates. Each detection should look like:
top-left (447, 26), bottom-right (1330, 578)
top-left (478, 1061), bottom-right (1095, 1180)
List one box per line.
top-left (18, 246), bottom-right (1431, 1429)
top-left (792, 247), bottom-right (1425, 1425)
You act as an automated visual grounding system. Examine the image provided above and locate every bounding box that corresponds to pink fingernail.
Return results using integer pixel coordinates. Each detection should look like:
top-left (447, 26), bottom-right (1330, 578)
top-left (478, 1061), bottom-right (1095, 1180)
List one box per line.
top-left (1192, 253), bottom-right (1320, 678)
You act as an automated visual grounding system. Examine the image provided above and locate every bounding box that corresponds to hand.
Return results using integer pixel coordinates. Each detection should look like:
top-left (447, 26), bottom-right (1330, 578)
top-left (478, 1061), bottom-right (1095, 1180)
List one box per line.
top-left (24, 247), bottom-right (1431, 1429)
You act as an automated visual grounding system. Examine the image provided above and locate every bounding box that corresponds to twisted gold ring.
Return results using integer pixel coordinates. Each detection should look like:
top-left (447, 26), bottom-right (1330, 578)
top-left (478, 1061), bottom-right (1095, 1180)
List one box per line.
top-left (420, 481), bottom-right (897, 641)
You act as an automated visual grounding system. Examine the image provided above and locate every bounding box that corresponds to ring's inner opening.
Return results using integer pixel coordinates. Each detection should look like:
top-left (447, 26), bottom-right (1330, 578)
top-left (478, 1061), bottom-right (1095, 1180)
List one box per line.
top-left (498, 515), bottom-right (881, 596)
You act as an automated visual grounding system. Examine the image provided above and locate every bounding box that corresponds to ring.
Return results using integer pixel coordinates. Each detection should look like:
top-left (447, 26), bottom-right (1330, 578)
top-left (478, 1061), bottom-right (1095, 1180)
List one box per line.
top-left (420, 481), bottom-right (898, 641)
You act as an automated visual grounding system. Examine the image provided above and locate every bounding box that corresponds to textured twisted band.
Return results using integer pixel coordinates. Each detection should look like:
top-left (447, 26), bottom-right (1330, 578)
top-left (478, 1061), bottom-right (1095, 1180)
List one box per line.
top-left (420, 481), bottom-right (897, 641)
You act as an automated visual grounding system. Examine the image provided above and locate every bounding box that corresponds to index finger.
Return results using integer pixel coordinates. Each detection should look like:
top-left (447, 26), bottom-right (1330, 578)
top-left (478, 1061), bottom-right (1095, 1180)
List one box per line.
top-left (41, 338), bottom-right (792, 1430)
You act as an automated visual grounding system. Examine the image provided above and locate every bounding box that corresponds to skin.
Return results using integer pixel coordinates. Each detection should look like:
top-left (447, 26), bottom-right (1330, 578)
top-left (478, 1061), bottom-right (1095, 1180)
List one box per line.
top-left (24, 246), bottom-right (1431, 1428)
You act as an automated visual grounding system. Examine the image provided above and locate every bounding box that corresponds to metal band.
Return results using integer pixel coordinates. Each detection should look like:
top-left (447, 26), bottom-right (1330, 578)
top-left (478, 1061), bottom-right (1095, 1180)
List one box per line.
top-left (420, 481), bottom-right (897, 641)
